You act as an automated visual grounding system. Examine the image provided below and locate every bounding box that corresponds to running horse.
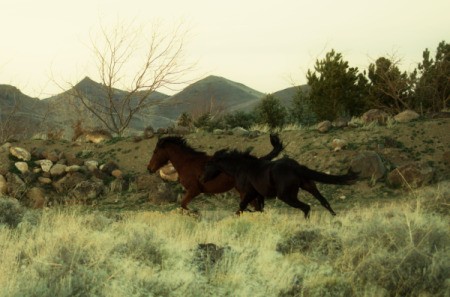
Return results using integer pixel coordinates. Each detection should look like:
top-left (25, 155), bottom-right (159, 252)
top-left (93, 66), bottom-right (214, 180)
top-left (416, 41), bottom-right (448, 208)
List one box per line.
top-left (147, 134), bottom-right (283, 211)
top-left (202, 148), bottom-right (358, 218)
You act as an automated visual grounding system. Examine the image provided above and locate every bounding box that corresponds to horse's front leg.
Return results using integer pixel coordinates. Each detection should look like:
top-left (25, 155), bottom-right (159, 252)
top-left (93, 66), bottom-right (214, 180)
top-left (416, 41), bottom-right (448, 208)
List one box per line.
top-left (237, 188), bottom-right (260, 215)
top-left (180, 188), bottom-right (200, 211)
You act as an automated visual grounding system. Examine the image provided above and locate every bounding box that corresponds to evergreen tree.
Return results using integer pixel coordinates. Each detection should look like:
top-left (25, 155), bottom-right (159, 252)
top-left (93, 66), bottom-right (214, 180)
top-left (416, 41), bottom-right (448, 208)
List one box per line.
top-left (367, 57), bottom-right (416, 113)
top-left (306, 50), bottom-right (368, 120)
top-left (415, 41), bottom-right (450, 112)
top-left (255, 94), bottom-right (287, 129)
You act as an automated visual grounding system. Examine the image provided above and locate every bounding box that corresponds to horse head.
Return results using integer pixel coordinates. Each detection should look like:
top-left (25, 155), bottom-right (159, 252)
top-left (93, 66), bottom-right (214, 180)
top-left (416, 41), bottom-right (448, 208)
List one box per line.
top-left (147, 138), bottom-right (170, 173)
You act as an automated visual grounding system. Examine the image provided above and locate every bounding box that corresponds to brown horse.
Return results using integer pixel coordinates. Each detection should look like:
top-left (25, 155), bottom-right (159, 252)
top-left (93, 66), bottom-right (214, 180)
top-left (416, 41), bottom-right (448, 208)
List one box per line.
top-left (147, 134), bottom-right (283, 211)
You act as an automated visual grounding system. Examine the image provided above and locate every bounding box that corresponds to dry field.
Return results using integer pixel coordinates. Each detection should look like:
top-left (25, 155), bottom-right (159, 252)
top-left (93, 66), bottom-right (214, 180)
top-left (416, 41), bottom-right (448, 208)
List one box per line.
top-left (0, 181), bottom-right (449, 297)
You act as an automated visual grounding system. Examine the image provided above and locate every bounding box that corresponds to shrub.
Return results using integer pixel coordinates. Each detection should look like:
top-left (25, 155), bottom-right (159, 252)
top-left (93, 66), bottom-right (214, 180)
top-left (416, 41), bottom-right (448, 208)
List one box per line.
top-left (0, 197), bottom-right (24, 227)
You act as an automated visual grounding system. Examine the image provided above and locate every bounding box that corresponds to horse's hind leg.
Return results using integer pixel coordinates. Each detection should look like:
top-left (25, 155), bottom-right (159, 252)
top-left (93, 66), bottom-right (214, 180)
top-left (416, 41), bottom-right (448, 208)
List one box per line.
top-left (278, 187), bottom-right (311, 219)
top-left (301, 181), bottom-right (336, 216)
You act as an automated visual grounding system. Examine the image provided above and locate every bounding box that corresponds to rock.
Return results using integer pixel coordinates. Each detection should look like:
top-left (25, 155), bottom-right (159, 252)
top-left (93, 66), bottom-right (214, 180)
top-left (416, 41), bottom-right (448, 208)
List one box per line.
top-left (36, 159), bottom-right (53, 172)
top-left (6, 173), bottom-right (26, 198)
top-left (159, 162), bottom-right (178, 182)
top-left (38, 177), bottom-right (52, 185)
top-left (69, 180), bottom-right (105, 201)
top-left (15, 162), bottom-right (29, 174)
top-left (350, 151), bottom-right (386, 181)
top-left (84, 131), bottom-right (112, 143)
top-left (111, 169), bottom-right (123, 179)
top-left (317, 120), bottom-right (332, 133)
top-left (394, 110), bottom-right (420, 123)
top-left (0, 142), bottom-right (12, 153)
top-left (84, 160), bottom-right (99, 171)
top-left (100, 161), bottom-right (119, 175)
top-left (52, 172), bottom-right (86, 193)
top-left (64, 152), bottom-right (84, 166)
top-left (361, 109), bottom-right (389, 125)
top-left (331, 139), bottom-right (348, 151)
top-left (50, 164), bottom-right (67, 177)
top-left (387, 163), bottom-right (435, 189)
top-left (332, 117), bottom-right (349, 128)
top-left (232, 127), bottom-right (249, 136)
top-left (9, 146), bottom-right (31, 161)
top-left (42, 150), bottom-right (60, 163)
top-left (213, 129), bottom-right (225, 135)
top-left (26, 187), bottom-right (46, 209)
top-left (0, 175), bottom-right (7, 195)
top-left (65, 165), bottom-right (82, 172)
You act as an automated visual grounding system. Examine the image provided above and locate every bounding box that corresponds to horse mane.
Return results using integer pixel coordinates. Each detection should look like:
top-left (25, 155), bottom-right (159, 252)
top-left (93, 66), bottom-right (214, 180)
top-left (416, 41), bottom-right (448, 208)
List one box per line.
top-left (157, 136), bottom-right (206, 156)
top-left (214, 148), bottom-right (258, 160)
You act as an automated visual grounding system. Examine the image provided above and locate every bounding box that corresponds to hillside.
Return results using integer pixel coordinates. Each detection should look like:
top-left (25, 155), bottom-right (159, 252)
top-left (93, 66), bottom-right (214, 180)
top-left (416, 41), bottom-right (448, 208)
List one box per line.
top-left (1, 75), bottom-right (303, 139)
top-left (152, 75), bottom-right (265, 120)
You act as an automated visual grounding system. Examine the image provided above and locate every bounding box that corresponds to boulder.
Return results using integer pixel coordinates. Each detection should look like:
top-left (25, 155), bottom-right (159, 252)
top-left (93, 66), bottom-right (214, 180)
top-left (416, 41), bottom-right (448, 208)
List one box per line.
top-left (15, 162), bottom-right (29, 174)
top-left (50, 164), bottom-right (67, 177)
top-left (9, 146), bottom-right (31, 161)
top-left (6, 173), bottom-right (26, 198)
top-left (52, 172), bottom-right (86, 193)
top-left (38, 177), bottom-right (52, 185)
top-left (159, 162), bottom-right (178, 182)
top-left (111, 169), bottom-right (123, 179)
top-left (36, 159), bottom-right (53, 172)
top-left (100, 161), bottom-right (119, 175)
top-left (332, 117), bottom-right (349, 128)
top-left (69, 180), bottom-right (105, 201)
top-left (84, 160), bottom-right (99, 172)
top-left (387, 163), bottom-right (435, 189)
top-left (65, 165), bottom-right (82, 173)
top-left (63, 152), bottom-right (84, 166)
top-left (361, 109), bottom-right (389, 125)
top-left (317, 120), bottom-right (332, 133)
top-left (42, 150), bottom-right (60, 163)
top-left (350, 151), bottom-right (386, 181)
top-left (331, 139), bottom-right (348, 152)
top-left (84, 131), bottom-right (112, 143)
top-left (232, 127), bottom-right (249, 136)
top-left (394, 110), bottom-right (420, 123)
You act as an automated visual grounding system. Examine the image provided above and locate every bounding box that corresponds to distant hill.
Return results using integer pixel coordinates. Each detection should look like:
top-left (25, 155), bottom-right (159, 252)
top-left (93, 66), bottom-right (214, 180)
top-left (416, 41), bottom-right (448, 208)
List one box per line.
top-left (152, 75), bottom-right (265, 120)
top-left (1, 75), bottom-right (307, 139)
top-left (272, 85), bottom-right (311, 108)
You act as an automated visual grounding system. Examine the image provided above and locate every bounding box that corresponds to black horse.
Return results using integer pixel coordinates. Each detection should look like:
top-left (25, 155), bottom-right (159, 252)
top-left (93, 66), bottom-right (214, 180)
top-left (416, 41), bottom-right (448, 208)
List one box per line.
top-left (202, 149), bottom-right (358, 218)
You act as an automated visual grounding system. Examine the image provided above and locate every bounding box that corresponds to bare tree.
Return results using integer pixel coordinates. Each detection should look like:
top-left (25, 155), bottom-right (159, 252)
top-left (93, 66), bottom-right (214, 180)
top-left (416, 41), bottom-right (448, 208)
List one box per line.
top-left (68, 20), bottom-right (193, 136)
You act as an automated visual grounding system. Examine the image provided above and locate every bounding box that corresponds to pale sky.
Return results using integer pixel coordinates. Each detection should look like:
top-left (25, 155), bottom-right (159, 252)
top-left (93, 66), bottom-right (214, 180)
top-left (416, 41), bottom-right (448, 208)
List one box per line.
top-left (1, 0), bottom-right (449, 98)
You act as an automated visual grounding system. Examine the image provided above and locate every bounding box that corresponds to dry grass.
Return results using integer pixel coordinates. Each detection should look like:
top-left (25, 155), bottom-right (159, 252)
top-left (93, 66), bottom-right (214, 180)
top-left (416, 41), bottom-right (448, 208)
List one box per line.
top-left (0, 188), bottom-right (449, 297)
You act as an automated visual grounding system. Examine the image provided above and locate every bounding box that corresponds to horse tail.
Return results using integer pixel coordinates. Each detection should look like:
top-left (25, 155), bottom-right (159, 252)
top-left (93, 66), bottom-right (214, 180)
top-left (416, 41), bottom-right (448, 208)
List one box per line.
top-left (260, 133), bottom-right (284, 161)
top-left (297, 166), bottom-right (359, 185)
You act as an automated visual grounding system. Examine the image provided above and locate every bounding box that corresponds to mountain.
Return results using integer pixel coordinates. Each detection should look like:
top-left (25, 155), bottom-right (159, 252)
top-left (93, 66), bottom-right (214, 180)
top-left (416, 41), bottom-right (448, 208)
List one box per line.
top-left (1, 75), bottom-right (307, 139)
top-left (152, 75), bottom-right (264, 120)
top-left (272, 85), bottom-right (311, 108)
top-left (0, 85), bottom-right (50, 139)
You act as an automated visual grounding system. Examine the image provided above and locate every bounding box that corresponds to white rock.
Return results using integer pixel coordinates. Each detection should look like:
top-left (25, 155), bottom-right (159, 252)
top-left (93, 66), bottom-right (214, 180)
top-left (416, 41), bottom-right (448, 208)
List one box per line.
top-left (9, 146), bottom-right (31, 161)
top-left (15, 162), bottom-right (29, 174)
top-left (36, 159), bottom-right (53, 172)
